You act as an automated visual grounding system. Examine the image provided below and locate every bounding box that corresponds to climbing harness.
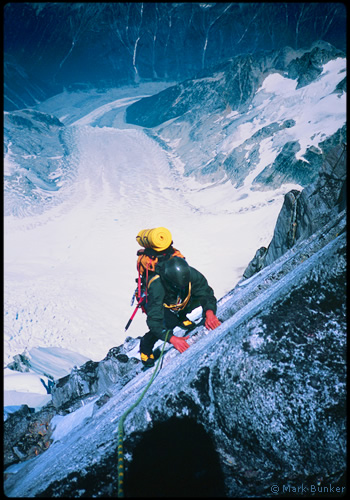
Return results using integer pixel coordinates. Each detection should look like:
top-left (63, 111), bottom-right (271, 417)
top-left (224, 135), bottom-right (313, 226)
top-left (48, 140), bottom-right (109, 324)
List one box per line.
top-left (117, 329), bottom-right (171, 497)
top-left (163, 282), bottom-right (192, 312)
top-left (125, 276), bottom-right (192, 331)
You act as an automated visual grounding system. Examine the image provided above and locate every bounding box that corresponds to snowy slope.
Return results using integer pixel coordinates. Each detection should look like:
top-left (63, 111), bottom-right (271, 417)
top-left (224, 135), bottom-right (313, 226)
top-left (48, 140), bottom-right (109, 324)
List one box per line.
top-left (3, 63), bottom-right (346, 411)
top-left (145, 57), bottom-right (346, 187)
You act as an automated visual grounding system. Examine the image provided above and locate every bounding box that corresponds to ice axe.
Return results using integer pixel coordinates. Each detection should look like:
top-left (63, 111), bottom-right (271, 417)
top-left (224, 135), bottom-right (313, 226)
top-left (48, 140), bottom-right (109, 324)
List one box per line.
top-left (124, 296), bottom-right (145, 331)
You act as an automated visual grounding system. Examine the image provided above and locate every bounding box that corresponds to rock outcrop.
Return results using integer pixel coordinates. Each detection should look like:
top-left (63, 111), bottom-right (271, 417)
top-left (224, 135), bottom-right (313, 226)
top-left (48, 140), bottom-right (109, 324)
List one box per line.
top-left (126, 43), bottom-right (346, 188)
top-left (4, 403), bottom-right (56, 469)
top-left (51, 336), bottom-right (142, 414)
top-left (3, 337), bottom-right (142, 468)
top-left (243, 142), bottom-right (346, 278)
top-left (126, 43), bottom-right (345, 129)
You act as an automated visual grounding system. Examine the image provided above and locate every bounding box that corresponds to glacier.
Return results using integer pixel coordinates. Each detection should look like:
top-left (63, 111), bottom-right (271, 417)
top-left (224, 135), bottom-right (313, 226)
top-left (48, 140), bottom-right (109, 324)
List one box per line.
top-left (4, 80), bottom-right (298, 411)
top-left (3, 22), bottom-right (346, 495)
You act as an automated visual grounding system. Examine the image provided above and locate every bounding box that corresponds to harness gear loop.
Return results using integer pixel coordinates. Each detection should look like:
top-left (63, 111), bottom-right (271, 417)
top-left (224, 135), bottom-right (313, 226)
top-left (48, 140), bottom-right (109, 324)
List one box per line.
top-left (117, 329), bottom-right (171, 497)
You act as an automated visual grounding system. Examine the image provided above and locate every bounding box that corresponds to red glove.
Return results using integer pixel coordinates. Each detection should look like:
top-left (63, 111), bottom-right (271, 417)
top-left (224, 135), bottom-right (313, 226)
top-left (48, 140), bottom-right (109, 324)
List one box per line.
top-left (205, 310), bottom-right (221, 330)
top-left (170, 335), bottom-right (190, 353)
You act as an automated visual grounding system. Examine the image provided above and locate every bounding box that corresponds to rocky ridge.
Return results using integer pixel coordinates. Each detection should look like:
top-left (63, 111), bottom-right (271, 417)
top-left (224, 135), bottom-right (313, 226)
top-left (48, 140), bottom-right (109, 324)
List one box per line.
top-left (126, 42), bottom-right (346, 188)
top-left (243, 142), bottom-right (346, 278)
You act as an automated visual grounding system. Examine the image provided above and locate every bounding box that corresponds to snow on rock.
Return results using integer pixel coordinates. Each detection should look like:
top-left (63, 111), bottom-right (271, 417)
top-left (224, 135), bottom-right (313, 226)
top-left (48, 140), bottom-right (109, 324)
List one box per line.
top-left (4, 347), bottom-right (91, 414)
top-left (50, 400), bottom-right (96, 443)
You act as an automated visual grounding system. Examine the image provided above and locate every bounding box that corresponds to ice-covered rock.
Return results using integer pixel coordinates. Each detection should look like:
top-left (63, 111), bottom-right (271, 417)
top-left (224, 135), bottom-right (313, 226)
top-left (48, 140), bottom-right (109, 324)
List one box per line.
top-left (51, 337), bottom-right (142, 413)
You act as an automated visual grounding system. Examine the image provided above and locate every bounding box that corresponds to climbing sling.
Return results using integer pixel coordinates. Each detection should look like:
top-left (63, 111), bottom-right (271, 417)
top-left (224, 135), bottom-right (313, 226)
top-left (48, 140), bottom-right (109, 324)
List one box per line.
top-left (117, 329), bottom-right (171, 497)
top-left (163, 281), bottom-right (192, 312)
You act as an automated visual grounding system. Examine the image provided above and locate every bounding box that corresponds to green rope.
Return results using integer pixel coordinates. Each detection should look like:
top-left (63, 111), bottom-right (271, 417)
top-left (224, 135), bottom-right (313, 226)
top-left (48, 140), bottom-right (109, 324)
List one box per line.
top-left (117, 330), bottom-right (171, 497)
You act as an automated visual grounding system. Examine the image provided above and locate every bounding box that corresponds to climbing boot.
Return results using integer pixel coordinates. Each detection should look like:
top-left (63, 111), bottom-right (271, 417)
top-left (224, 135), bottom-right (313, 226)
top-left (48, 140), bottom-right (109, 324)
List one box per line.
top-left (140, 352), bottom-right (155, 367)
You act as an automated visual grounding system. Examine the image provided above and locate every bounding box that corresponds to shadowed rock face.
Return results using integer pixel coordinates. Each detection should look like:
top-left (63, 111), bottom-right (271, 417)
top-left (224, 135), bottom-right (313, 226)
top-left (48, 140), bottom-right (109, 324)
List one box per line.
top-left (124, 417), bottom-right (226, 497)
top-left (4, 3), bottom-right (346, 110)
top-left (213, 255), bottom-right (346, 495)
top-left (4, 144), bottom-right (346, 497)
top-left (50, 338), bottom-right (142, 414)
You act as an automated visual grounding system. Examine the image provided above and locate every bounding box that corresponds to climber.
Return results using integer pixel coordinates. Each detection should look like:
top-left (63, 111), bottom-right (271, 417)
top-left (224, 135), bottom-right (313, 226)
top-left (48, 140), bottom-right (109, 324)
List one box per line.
top-left (140, 256), bottom-right (221, 367)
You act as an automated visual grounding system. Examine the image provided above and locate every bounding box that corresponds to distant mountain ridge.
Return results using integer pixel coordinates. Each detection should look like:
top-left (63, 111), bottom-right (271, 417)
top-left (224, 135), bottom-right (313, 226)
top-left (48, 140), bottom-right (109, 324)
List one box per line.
top-left (4, 3), bottom-right (346, 110)
top-left (126, 42), bottom-right (345, 127)
top-left (126, 42), bottom-right (346, 189)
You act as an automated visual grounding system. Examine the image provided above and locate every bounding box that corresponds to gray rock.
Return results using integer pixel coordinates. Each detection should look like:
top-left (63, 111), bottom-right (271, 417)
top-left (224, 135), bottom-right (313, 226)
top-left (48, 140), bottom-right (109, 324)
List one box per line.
top-left (4, 403), bottom-right (56, 468)
top-left (126, 44), bottom-right (345, 189)
top-left (286, 41), bottom-right (341, 88)
top-left (244, 143), bottom-right (346, 277)
top-left (51, 337), bottom-right (142, 413)
top-left (4, 337), bottom-right (143, 469)
top-left (6, 353), bottom-right (31, 373)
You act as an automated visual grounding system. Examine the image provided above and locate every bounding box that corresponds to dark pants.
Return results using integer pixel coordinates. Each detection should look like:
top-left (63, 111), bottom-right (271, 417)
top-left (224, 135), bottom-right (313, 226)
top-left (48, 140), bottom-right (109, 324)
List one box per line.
top-left (140, 303), bottom-right (199, 356)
